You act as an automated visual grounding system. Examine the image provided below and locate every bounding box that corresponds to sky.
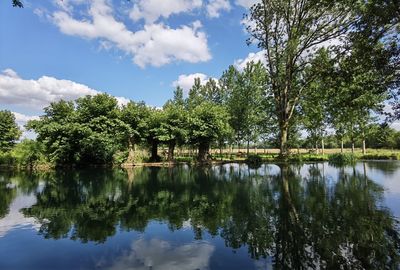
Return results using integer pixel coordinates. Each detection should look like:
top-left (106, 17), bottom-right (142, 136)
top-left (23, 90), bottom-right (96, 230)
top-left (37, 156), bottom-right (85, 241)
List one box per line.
top-left (0, 0), bottom-right (262, 135)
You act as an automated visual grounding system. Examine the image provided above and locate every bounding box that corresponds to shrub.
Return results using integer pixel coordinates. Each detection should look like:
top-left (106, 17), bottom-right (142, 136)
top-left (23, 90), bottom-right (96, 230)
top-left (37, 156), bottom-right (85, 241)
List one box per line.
top-left (361, 153), bottom-right (399, 160)
top-left (113, 150), bottom-right (129, 165)
top-left (289, 154), bottom-right (303, 162)
top-left (0, 151), bottom-right (16, 166)
top-left (245, 154), bottom-right (263, 165)
top-left (328, 153), bottom-right (357, 165)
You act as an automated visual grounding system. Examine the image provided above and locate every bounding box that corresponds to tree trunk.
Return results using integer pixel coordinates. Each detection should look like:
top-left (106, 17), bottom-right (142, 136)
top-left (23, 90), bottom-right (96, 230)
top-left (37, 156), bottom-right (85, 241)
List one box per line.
top-left (246, 140), bottom-right (250, 156)
top-left (127, 137), bottom-right (136, 163)
top-left (362, 138), bottom-right (366, 155)
top-left (321, 138), bottom-right (325, 155)
top-left (149, 140), bottom-right (160, 162)
top-left (279, 124), bottom-right (289, 158)
top-left (316, 143), bottom-right (319, 155)
top-left (340, 139), bottom-right (344, 153)
top-left (351, 142), bottom-right (355, 154)
top-left (219, 145), bottom-right (223, 160)
top-left (167, 140), bottom-right (175, 162)
top-left (197, 141), bottom-right (210, 162)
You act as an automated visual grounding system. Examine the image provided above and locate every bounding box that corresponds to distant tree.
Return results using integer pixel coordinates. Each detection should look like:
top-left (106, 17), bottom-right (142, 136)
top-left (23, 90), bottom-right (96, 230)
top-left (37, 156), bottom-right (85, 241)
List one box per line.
top-left (188, 102), bottom-right (231, 162)
top-left (120, 101), bottom-right (150, 162)
top-left (300, 50), bottom-right (332, 154)
top-left (158, 87), bottom-right (188, 161)
top-left (0, 110), bottom-right (22, 152)
top-left (226, 61), bottom-right (267, 154)
top-left (144, 108), bottom-right (164, 162)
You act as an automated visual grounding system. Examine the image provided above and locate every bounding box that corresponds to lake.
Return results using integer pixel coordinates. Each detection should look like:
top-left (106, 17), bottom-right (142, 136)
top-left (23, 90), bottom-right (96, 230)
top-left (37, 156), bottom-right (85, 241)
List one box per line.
top-left (1, 162), bottom-right (400, 269)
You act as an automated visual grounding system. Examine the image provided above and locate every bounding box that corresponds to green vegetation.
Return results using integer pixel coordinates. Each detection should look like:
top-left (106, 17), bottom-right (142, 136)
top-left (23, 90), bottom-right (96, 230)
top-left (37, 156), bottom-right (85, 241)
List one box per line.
top-left (5, 0), bottom-right (400, 167)
top-left (0, 110), bottom-right (21, 152)
top-left (328, 153), bottom-right (357, 166)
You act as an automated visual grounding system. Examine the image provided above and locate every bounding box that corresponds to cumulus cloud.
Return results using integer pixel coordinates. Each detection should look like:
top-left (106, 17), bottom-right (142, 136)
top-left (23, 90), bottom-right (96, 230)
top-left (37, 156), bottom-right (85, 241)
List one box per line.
top-left (107, 238), bottom-right (215, 270)
top-left (172, 73), bottom-right (211, 92)
top-left (235, 0), bottom-right (258, 8)
top-left (234, 51), bottom-right (266, 70)
top-left (50, 0), bottom-right (211, 68)
top-left (206, 0), bottom-right (231, 18)
top-left (130, 0), bottom-right (202, 23)
top-left (0, 69), bottom-right (128, 112)
top-left (13, 112), bottom-right (40, 127)
top-left (0, 69), bottom-right (98, 111)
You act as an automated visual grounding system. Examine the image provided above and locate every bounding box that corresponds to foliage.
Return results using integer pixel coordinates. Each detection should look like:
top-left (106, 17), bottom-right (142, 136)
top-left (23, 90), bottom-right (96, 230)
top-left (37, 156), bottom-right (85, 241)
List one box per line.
top-left (245, 0), bottom-right (355, 156)
top-left (11, 139), bottom-right (46, 167)
top-left (245, 154), bottom-right (262, 167)
top-left (27, 94), bottom-right (130, 166)
top-left (328, 153), bottom-right (357, 165)
top-left (0, 110), bottom-right (22, 152)
top-left (188, 101), bottom-right (231, 161)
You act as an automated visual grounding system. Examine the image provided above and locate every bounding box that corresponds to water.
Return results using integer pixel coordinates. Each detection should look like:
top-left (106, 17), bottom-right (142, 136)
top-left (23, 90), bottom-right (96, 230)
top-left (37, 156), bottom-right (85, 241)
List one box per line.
top-left (1, 162), bottom-right (400, 270)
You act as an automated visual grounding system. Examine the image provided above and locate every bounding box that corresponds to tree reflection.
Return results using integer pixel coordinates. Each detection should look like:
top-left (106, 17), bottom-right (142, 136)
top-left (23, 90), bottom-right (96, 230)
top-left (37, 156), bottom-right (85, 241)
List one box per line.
top-left (2, 163), bottom-right (398, 268)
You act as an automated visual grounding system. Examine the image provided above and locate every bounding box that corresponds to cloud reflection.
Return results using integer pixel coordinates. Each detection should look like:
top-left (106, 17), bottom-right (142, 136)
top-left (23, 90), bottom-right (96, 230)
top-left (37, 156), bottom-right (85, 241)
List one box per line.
top-left (107, 238), bottom-right (215, 270)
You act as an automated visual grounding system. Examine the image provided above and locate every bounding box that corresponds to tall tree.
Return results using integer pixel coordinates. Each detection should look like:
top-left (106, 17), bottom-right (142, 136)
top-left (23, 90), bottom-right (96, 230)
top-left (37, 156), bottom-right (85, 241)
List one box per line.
top-left (0, 110), bottom-right (21, 152)
top-left (300, 50), bottom-right (332, 154)
top-left (120, 101), bottom-right (150, 162)
top-left (158, 87), bottom-right (188, 162)
top-left (245, 0), bottom-right (355, 157)
top-left (188, 102), bottom-right (231, 162)
top-left (226, 61), bottom-right (267, 154)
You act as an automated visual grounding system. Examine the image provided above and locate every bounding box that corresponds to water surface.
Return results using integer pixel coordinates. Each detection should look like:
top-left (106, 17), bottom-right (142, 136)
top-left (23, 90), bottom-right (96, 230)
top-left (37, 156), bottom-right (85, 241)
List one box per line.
top-left (1, 162), bottom-right (400, 269)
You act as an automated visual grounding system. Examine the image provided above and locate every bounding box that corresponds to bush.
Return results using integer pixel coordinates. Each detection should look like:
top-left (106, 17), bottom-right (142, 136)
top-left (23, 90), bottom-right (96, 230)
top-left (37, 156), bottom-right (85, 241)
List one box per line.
top-left (11, 140), bottom-right (46, 168)
top-left (0, 151), bottom-right (16, 166)
top-left (113, 150), bottom-right (129, 165)
top-left (328, 153), bottom-right (357, 165)
top-left (245, 154), bottom-right (263, 165)
top-left (361, 153), bottom-right (399, 160)
top-left (289, 154), bottom-right (303, 162)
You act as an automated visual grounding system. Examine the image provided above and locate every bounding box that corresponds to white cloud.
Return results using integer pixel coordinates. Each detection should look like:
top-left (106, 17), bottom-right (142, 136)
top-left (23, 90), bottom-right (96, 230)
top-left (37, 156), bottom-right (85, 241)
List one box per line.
top-left (107, 238), bottom-right (215, 270)
top-left (235, 0), bottom-right (258, 8)
top-left (172, 73), bottom-right (210, 92)
top-left (51, 0), bottom-right (211, 68)
top-left (206, 0), bottom-right (231, 18)
top-left (0, 69), bottom-right (128, 112)
top-left (12, 112), bottom-right (40, 127)
top-left (234, 51), bottom-right (266, 71)
top-left (0, 69), bottom-right (98, 111)
top-left (130, 0), bottom-right (202, 23)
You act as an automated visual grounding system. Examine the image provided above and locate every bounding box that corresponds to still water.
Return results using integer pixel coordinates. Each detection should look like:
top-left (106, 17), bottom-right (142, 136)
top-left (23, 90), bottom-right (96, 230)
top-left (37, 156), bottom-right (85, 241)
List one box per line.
top-left (1, 162), bottom-right (400, 270)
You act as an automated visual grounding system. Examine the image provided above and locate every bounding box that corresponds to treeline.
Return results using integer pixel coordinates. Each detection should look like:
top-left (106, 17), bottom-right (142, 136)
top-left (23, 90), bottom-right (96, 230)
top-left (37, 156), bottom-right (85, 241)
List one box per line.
top-left (2, 0), bottom-right (399, 166)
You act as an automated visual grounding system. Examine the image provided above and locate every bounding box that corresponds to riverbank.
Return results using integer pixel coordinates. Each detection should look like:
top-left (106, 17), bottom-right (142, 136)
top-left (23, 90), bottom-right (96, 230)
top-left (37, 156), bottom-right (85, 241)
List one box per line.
top-left (1, 149), bottom-right (399, 170)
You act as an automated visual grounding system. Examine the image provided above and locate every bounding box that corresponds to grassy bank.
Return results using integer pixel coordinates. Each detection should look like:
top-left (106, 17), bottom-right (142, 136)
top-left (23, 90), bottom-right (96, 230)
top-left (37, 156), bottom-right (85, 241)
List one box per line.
top-left (2, 147), bottom-right (400, 170)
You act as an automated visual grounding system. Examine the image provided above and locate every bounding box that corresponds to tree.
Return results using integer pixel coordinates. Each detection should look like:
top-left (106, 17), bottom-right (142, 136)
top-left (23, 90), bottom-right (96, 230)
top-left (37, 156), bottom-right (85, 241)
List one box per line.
top-left (27, 94), bottom-right (129, 165)
top-left (157, 87), bottom-right (188, 162)
top-left (143, 108), bottom-right (164, 162)
top-left (300, 50), bottom-right (332, 154)
top-left (188, 102), bottom-right (231, 162)
top-left (245, 0), bottom-right (355, 157)
top-left (0, 110), bottom-right (22, 152)
top-left (225, 61), bottom-right (268, 154)
top-left (120, 101), bottom-right (150, 162)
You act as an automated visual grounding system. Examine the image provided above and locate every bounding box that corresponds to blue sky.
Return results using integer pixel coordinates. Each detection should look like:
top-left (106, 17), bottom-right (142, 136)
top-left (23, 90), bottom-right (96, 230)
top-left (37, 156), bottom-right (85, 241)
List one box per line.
top-left (0, 0), bottom-right (261, 128)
